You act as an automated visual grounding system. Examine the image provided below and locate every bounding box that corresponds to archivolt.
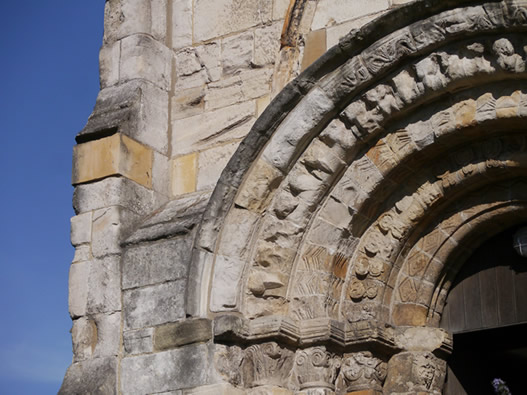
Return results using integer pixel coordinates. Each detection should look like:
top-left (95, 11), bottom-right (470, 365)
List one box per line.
top-left (187, 0), bottom-right (527, 331)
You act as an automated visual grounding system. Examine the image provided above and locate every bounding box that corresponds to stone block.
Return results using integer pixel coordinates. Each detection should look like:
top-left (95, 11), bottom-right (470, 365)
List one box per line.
top-left (72, 245), bottom-right (91, 263)
top-left (204, 82), bottom-right (245, 112)
top-left (78, 80), bottom-right (169, 154)
top-left (87, 256), bottom-right (121, 315)
top-left (210, 255), bottom-right (245, 311)
top-left (394, 327), bottom-right (449, 352)
top-left (175, 69), bottom-right (209, 91)
top-left (172, 153), bottom-right (197, 196)
top-left (120, 344), bottom-right (216, 394)
top-left (253, 241), bottom-right (296, 273)
top-left (301, 29), bottom-right (327, 71)
top-left (176, 48), bottom-right (203, 77)
top-left (257, 95), bottom-right (271, 116)
top-left (120, 34), bottom-right (173, 91)
top-left (99, 41), bottom-right (120, 88)
top-left (262, 87), bottom-right (334, 172)
top-left (319, 197), bottom-right (353, 229)
top-left (172, 0), bottom-right (193, 49)
top-left (124, 280), bottom-right (186, 330)
top-left (254, 23), bottom-right (282, 67)
top-left (194, 0), bottom-right (272, 42)
top-left (273, 0), bottom-right (290, 20)
top-left (152, 150), bottom-right (170, 197)
top-left (186, 249), bottom-right (214, 316)
top-left (69, 261), bottom-right (90, 318)
top-left (392, 303), bottom-right (428, 326)
top-left (311, 0), bottom-right (390, 30)
top-left (222, 31), bottom-right (254, 75)
top-left (73, 177), bottom-right (155, 216)
top-left (72, 133), bottom-right (153, 189)
top-left (122, 237), bottom-right (191, 289)
top-left (72, 317), bottom-right (97, 362)
top-left (496, 92), bottom-right (521, 118)
top-left (171, 101), bottom-right (255, 156)
top-left (196, 42), bottom-right (222, 82)
top-left (154, 318), bottom-right (212, 351)
top-left (384, 351), bottom-right (446, 394)
top-left (151, 0), bottom-right (168, 40)
top-left (308, 218), bottom-right (344, 248)
top-left (125, 192), bottom-right (210, 244)
top-left (59, 356), bottom-right (118, 395)
top-left (70, 212), bottom-right (92, 246)
top-left (217, 207), bottom-right (259, 259)
top-left (301, 138), bottom-right (346, 178)
top-left (103, 0), bottom-right (152, 43)
top-left (235, 159), bottom-right (284, 213)
top-left (197, 142), bottom-right (239, 191)
top-left (172, 86), bottom-right (206, 120)
top-left (91, 206), bottom-right (138, 258)
top-left (124, 328), bottom-right (154, 355)
top-left (92, 312), bottom-right (121, 359)
top-left (206, 68), bottom-right (273, 110)
top-left (213, 315), bottom-right (245, 338)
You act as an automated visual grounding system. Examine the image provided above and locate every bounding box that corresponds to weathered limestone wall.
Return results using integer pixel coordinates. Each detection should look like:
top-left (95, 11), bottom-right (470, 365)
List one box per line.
top-left (169, 0), bottom-right (413, 198)
top-left (64, 2), bottom-right (414, 393)
top-left (60, 1), bottom-right (527, 394)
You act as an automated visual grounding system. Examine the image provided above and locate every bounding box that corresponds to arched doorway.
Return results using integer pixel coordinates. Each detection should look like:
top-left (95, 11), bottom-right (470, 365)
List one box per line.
top-left (442, 226), bottom-right (527, 394)
top-left (184, 1), bottom-right (527, 393)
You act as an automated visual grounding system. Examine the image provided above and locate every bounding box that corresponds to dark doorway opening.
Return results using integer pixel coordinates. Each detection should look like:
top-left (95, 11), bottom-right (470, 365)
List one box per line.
top-left (442, 226), bottom-right (527, 394)
top-left (447, 323), bottom-right (527, 394)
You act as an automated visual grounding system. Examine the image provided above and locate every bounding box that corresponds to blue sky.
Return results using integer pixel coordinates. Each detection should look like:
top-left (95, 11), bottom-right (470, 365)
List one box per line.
top-left (0, 2), bottom-right (105, 393)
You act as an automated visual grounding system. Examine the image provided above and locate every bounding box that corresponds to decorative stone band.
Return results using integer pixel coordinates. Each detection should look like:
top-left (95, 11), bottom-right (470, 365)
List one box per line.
top-left (142, 317), bottom-right (451, 392)
top-left (213, 316), bottom-right (452, 392)
top-left (213, 315), bottom-right (452, 357)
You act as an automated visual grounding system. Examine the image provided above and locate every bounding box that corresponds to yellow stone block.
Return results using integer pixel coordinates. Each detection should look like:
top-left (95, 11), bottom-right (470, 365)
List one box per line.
top-left (301, 29), bottom-right (327, 71)
top-left (257, 95), bottom-right (271, 117)
top-left (235, 158), bottom-right (284, 213)
top-left (392, 303), bottom-right (428, 326)
top-left (454, 99), bottom-right (476, 129)
top-left (72, 134), bottom-right (153, 188)
top-left (172, 153), bottom-right (197, 196)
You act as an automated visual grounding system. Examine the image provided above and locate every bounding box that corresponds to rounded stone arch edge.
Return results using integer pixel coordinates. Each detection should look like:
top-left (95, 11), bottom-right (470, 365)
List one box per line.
top-left (185, 0), bottom-right (523, 317)
top-left (391, 196), bottom-right (527, 328)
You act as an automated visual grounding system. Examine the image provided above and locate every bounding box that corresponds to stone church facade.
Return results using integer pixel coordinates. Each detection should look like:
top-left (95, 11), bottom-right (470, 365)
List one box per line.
top-left (61, 0), bottom-right (527, 393)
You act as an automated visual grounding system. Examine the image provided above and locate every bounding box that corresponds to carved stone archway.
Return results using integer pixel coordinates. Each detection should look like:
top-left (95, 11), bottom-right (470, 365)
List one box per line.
top-left (187, 1), bottom-right (527, 393)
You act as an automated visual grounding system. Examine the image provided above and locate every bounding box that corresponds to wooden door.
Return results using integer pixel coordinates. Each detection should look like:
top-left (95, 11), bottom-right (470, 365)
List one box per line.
top-left (441, 227), bottom-right (527, 394)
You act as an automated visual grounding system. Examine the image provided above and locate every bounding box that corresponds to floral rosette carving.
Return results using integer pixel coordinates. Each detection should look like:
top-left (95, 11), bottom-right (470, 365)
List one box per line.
top-left (295, 347), bottom-right (341, 390)
top-left (341, 352), bottom-right (387, 392)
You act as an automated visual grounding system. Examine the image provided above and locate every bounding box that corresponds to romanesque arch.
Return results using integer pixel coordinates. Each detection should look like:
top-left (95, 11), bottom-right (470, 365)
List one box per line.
top-left (187, 0), bottom-right (527, 393)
